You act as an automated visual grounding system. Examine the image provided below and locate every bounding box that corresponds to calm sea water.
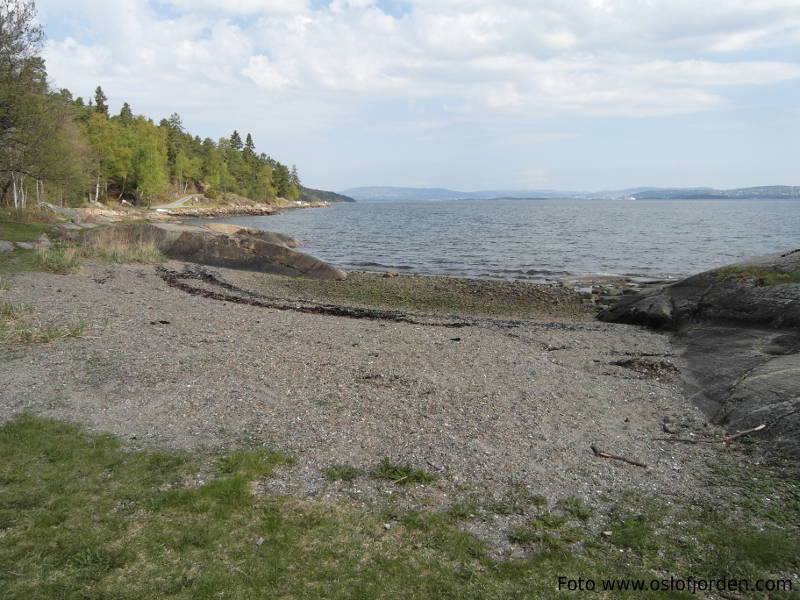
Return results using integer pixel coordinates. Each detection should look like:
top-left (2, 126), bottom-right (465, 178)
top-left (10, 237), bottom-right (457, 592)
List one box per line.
top-left (196, 199), bottom-right (799, 282)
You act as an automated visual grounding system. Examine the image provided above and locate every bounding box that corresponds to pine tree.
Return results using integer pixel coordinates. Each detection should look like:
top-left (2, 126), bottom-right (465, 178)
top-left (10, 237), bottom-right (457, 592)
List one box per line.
top-left (245, 133), bottom-right (255, 153)
top-left (230, 130), bottom-right (242, 150)
top-left (93, 85), bottom-right (108, 116)
top-left (119, 102), bottom-right (133, 125)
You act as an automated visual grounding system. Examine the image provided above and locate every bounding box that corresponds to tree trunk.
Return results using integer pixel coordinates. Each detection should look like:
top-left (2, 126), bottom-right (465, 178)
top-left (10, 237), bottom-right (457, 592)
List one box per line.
top-left (12, 173), bottom-right (18, 209)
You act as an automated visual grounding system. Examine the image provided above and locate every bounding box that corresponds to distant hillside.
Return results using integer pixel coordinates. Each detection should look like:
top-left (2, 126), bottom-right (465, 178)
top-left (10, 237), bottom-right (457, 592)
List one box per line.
top-left (629, 186), bottom-right (800, 200)
top-left (341, 185), bottom-right (800, 202)
top-left (341, 186), bottom-right (573, 201)
top-left (299, 186), bottom-right (355, 203)
top-left (341, 187), bottom-right (468, 201)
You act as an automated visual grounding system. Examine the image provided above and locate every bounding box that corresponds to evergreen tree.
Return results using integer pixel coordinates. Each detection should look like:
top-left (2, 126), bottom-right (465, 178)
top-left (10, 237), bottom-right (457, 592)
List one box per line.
top-left (230, 130), bottom-right (242, 150)
top-left (119, 102), bottom-right (133, 125)
top-left (93, 85), bottom-right (108, 116)
top-left (245, 133), bottom-right (255, 153)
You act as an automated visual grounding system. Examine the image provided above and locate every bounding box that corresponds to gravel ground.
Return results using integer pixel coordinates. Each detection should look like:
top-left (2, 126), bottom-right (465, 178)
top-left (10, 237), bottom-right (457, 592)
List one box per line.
top-left (0, 261), bottom-right (745, 548)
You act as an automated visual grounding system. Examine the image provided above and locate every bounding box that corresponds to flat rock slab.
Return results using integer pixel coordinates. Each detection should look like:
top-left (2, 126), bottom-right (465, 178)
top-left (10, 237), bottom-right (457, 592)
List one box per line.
top-left (675, 326), bottom-right (800, 456)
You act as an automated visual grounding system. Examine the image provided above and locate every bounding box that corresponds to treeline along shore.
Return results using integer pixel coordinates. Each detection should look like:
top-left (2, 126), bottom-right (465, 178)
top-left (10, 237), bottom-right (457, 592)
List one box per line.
top-left (0, 0), bottom-right (340, 212)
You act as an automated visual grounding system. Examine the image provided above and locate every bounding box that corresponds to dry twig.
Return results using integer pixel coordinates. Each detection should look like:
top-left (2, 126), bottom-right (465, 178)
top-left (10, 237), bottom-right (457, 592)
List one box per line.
top-left (653, 424), bottom-right (766, 445)
top-left (590, 445), bottom-right (651, 469)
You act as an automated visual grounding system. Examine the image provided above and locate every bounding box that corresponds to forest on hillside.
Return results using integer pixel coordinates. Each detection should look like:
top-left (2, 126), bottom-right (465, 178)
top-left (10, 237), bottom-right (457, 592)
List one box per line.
top-left (0, 0), bottom-right (301, 209)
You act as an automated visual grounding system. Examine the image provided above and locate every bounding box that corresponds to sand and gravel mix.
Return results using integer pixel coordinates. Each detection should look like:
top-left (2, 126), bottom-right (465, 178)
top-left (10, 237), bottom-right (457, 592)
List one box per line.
top-left (0, 261), bottom-right (755, 548)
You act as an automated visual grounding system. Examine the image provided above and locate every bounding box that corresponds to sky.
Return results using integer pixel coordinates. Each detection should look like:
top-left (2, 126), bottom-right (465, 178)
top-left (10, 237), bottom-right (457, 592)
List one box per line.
top-left (35, 0), bottom-right (800, 192)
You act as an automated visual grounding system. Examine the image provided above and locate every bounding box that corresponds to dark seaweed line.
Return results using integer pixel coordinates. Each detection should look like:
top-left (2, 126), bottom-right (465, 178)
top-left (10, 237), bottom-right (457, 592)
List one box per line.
top-left (156, 265), bottom-right (472, 327)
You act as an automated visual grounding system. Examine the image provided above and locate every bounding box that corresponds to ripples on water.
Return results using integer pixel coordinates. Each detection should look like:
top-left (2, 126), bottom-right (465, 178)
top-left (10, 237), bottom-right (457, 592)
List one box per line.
top-left (197, 199), bottom-right (800, 282)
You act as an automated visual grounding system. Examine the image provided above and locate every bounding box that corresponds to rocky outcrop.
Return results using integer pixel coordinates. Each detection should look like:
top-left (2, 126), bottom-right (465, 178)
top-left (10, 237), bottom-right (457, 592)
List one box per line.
top-left (599, 249), bottom-right (800, 456)
top-left (202, 223), bottom-right (302, 248)
top-left (166, 205), bottom-right (280, 218)
top-left (599, 248), bottom-right (800, 330)
top-left (83, 222), bottom-right (346, 280)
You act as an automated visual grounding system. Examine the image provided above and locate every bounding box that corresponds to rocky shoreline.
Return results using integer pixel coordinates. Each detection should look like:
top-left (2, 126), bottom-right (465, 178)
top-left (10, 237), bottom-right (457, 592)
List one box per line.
top-left (2, 217), bottom-right (799, 555)
top-left (600, 248), bottom-right (800, 457)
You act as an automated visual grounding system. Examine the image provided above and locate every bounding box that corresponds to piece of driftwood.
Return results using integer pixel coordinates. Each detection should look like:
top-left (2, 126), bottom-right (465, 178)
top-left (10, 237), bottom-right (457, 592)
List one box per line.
top-left (590, 446), bottom-right (651, 469)
top-left (652, 424), bottom-right (766, 444)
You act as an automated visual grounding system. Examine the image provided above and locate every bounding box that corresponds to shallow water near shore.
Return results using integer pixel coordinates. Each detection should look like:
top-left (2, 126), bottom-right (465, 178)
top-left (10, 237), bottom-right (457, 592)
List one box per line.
top-left (192, 198), bottom-right (799, 282)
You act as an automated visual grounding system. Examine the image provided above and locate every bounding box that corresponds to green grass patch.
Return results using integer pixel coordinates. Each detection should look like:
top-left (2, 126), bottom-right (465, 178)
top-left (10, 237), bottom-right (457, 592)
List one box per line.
top-left (560, 496), bottom-right (593, 521)
top-left (717, 266), bottom-right (800, 286)
top-left (322, 463), bottom-right (364, 482)
top-left (1, 415), bottom-right (798, 599)
top-left (371, 458), bottom-right (437, 485)
top-left (0, 220), bottom-right (49, 242)
top-left (0, 247), bottom-right (39, 275)
top-left (217, 449), bottom-right (294, 478)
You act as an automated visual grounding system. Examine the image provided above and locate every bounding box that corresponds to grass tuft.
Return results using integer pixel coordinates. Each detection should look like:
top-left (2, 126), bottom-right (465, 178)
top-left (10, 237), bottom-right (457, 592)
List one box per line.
top-left (35, 244), bottom-right (83, 274)
top-left (0, 300), bottom-right (86, 345)
top-left (217, 449), bottom-right (294, 479)
top-left (371, 458), bottom-right (437, 485)
top-left (322, 463), bottom-right (363, 482)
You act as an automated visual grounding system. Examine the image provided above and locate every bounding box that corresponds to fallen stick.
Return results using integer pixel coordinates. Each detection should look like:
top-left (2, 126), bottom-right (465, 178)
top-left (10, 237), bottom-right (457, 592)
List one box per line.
top-left (590, 446), bottom-right (651, 469)
top-left (653, 424), bottom-right (766, 444)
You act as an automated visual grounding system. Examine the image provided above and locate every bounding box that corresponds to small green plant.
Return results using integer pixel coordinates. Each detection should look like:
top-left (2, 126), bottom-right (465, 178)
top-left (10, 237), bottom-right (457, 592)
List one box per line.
top-left (0, 300), bottom-right (28, 320)
top-left (486, 488), bottom-right (547, 515)
top-left (322, 463), bottom-right (363, 482)
top-left (371, 459), bottom-right (436, 485)
top-left (447, 501), bottom-right (480, 520)
top-left (561, 496), bottom-right (593, 521)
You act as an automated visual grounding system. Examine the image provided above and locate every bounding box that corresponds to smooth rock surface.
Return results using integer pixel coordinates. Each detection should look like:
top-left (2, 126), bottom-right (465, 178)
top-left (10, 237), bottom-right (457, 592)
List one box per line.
top-left (599, 248), bottom-right (800, 329)
top-left (0, 240), bottom-right (13, 253)
top-left (601, 249), bottom-right (800, 456)
top-left (202, 223), bottom-right (302, 248)
top-left (83, 222), bottom-right (346, 280)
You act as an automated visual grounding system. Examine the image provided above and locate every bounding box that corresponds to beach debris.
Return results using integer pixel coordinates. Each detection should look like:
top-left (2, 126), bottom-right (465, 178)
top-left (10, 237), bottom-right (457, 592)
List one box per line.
top-left (590, 445), bottom-right (651, 470)
top-left (661, 421), bottom-right (679, 435)
top-left (610, 357), bottom-right (678, 377)
top-left (653, 423), bottom-right (766, 444)
top-left (384, 270), bottom-right (399, 278)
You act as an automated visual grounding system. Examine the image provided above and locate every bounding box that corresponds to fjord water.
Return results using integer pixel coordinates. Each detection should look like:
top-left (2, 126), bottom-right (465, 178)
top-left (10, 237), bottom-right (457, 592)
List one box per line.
top-left (206, 199), bottom-right (799, 282)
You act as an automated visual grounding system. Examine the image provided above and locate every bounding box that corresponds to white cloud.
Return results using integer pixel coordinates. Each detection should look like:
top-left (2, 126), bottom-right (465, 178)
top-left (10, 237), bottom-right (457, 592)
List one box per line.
top-left (38, 0), bottom-right (800, 141)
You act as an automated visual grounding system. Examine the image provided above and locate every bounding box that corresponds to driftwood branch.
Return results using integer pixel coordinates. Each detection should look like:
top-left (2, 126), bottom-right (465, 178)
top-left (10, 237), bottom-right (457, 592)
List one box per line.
top-left (591, 446), bottom-right (651, 470)
top-left (653, 424), bottom-right (766, 445)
